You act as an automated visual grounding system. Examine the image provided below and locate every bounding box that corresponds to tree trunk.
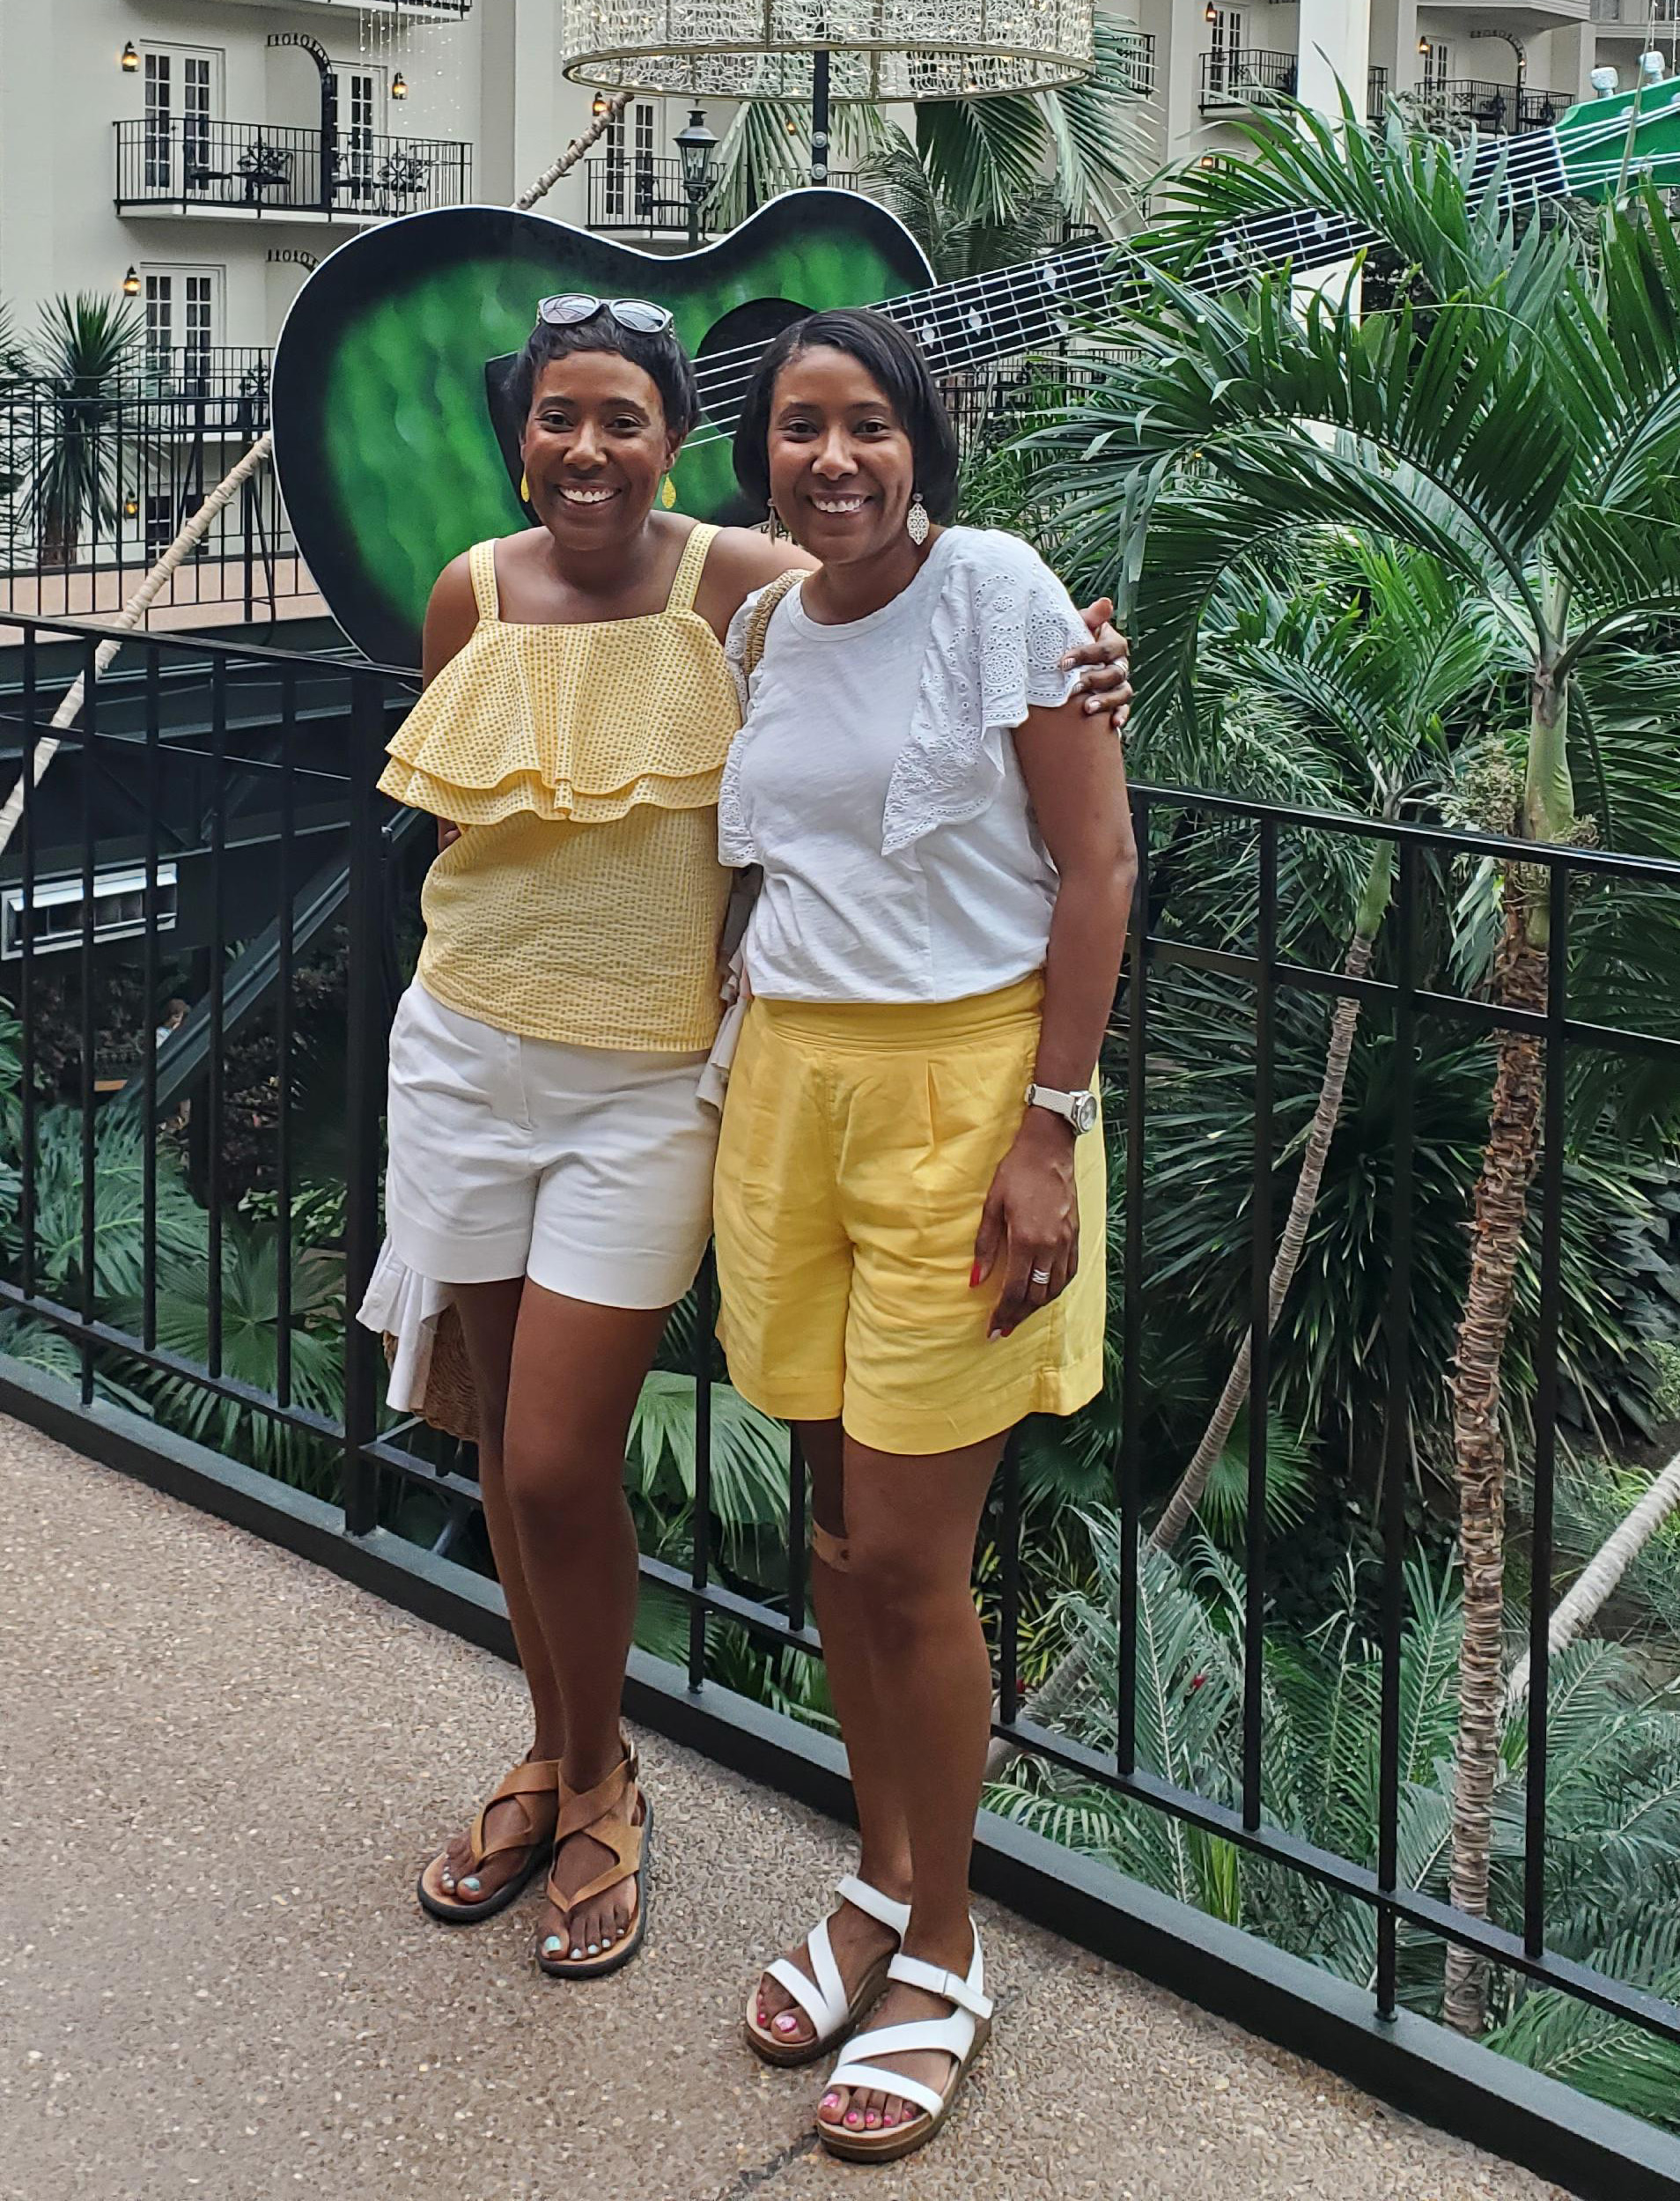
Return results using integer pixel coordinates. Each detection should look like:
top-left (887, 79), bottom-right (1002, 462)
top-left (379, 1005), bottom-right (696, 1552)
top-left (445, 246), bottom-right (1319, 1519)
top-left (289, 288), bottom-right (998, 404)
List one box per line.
top-left (986, 896), bottom-right (1387, 1781)
top-left (1505, 1444), bottom-right (1680, 1713)
top-left (1152, 932), bottom-right (1377, 1555)
top-left (1442, 903), bottom-right (1549, 2037)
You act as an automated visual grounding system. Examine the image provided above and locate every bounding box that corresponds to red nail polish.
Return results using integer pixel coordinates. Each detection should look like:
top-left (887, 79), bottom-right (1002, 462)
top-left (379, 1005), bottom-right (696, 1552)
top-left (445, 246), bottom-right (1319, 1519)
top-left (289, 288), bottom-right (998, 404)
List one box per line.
top-left (969, 1261), bottom-right (983, 1288)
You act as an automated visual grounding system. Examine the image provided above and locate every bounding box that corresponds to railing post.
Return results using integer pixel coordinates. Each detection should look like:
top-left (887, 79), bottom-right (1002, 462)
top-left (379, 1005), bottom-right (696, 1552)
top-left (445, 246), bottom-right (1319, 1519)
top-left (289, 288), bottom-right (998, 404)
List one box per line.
top-left (342, 670), bottom-right (387, 1538)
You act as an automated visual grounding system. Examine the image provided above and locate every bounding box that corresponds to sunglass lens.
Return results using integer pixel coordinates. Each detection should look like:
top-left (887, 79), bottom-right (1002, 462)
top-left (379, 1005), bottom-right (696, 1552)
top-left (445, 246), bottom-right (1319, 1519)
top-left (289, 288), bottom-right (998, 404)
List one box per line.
top-left (542, 293), bottom-right (600, 326)
top-left (611, 299), bottom-right (672, 333)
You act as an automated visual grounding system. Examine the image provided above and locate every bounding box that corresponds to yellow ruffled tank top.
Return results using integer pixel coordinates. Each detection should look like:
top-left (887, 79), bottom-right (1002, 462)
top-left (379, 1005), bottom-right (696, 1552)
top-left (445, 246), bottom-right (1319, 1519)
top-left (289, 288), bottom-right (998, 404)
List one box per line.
top-left (378, 524), bottom-right (740, 1051)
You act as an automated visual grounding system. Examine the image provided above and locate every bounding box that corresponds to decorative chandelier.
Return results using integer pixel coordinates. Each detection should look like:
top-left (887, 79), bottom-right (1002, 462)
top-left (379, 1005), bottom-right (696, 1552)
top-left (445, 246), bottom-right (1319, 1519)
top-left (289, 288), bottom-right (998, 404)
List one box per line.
top-left (560, 0), bottom-right (1094, 102)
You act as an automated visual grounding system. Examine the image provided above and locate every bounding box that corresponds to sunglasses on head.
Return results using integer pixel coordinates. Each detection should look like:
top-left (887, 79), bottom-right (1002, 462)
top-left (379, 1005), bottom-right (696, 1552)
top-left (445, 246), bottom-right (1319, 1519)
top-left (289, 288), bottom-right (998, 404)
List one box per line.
top-left (536, 294), bottom-right (674, 336)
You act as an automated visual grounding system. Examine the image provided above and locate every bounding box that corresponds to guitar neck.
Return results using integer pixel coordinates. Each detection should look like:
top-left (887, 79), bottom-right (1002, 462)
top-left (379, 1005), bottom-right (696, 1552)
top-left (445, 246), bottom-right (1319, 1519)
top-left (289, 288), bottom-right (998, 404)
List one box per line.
top-left (692, 126), bottom-right (1571, 429)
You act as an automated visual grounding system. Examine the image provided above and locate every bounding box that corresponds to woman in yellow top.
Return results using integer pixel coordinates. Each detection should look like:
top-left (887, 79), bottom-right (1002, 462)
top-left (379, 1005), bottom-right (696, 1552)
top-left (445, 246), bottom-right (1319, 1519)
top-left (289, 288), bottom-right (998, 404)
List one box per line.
top-left (365, 295), bottom-right (1131, 1981)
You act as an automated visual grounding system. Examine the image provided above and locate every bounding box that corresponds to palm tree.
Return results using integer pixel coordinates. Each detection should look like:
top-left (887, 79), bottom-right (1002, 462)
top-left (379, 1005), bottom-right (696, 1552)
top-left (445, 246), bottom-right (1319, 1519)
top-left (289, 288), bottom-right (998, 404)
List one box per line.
top-left (1025, 111), bottom-right (1680, 2032)
top-left (22, 292), bottom-right (144, 567)
top-left (989, 1526), bottom-right (1680, 2123)
top-left (706, 16), bottom-right (1154, 240)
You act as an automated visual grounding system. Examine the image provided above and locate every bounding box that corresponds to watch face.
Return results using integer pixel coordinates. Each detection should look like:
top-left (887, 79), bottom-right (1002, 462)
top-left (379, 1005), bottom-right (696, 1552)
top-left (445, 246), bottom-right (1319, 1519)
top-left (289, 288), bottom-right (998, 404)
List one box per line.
top-left (1072, 1092), bottom-right (1099, 1134)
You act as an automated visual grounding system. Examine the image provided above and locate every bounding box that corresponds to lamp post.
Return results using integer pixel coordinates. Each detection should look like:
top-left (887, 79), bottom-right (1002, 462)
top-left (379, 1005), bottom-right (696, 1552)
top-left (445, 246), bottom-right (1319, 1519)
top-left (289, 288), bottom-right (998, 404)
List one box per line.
top-left (674, 108), bottom-right (718, 248)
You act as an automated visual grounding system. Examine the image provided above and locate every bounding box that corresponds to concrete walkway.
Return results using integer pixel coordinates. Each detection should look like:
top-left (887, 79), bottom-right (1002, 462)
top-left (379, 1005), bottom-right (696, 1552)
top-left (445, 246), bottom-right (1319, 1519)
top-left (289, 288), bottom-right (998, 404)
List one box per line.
top-left (0, 1415), bottom-right (1568, 2201)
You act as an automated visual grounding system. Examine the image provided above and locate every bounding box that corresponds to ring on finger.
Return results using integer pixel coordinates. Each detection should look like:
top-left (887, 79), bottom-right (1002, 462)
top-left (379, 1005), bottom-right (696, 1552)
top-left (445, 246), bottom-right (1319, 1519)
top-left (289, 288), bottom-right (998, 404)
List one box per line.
top-left (1029, 1265), bottom-right (1052, 1287)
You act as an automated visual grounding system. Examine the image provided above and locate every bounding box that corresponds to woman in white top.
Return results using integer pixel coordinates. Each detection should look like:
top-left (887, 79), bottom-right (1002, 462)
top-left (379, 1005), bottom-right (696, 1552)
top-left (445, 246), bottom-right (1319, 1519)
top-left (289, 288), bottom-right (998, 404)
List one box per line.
top-left (718, 310), bottom-right (1136, 2161)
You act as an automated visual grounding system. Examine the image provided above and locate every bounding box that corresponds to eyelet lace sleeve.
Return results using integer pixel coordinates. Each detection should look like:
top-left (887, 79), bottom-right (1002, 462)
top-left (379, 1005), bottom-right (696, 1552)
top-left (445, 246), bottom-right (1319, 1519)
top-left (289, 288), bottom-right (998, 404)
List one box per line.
top-left (881, 530), bottom-right (1087, 857)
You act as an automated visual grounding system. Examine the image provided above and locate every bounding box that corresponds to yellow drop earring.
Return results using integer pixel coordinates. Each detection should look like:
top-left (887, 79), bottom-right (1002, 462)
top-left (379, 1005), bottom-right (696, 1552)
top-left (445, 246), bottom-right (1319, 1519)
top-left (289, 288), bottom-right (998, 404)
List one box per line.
top-left (519, 469), bottom-right (531, 503)
top-left (660, 474), bottom-right (678, 509)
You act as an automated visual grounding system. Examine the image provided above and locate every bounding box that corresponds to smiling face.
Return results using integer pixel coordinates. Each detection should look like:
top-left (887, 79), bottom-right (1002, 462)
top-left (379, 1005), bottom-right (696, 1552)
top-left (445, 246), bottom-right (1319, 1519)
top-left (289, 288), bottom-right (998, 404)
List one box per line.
top-left (765, 343), bottom-right (919, 568)
top-left (519, 352), bottom-right (682, 544)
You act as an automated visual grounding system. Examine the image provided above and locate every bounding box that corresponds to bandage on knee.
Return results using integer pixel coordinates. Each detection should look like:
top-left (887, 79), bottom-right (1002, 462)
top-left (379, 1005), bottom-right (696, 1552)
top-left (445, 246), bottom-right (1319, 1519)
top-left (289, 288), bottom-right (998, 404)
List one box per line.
top-left (811, 1522), bottom-right (851, 1571)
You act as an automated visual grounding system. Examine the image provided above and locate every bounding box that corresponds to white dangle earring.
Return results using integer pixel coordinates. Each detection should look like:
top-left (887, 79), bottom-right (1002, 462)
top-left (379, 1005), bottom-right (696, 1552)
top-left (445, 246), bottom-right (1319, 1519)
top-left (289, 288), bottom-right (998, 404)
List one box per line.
top-left (905, 491), bottom-right (930, 545)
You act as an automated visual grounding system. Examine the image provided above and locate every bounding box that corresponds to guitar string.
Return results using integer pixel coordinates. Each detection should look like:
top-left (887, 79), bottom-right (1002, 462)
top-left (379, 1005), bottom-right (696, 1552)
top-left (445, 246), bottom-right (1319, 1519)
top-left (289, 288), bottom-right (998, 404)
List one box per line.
top-left (667, 96), bottom-right (1654, 419)
top-left (664, 134), bottom-right (1574, 447)
top-left (672, 108), bottom-right (1621, 422)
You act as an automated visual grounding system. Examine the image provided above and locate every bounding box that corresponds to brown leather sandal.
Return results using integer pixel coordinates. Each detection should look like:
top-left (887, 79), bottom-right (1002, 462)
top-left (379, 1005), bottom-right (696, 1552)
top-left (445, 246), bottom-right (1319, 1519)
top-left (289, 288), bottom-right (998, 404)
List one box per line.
top-left (416, 1754), bottom-right (560, 1924)
top-left (535, 1743), bottom-right (652, 1981)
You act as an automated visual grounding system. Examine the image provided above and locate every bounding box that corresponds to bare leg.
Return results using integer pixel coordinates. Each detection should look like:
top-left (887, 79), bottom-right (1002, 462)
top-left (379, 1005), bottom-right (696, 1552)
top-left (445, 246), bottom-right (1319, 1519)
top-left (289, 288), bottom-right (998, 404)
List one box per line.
top-left (497, 1282), bottom-right (670, 1961)
top-left (818, 1430), bottom-right (1006, 2137)
top-left (424, 1276), bottom-right (565, 1905)
top-left (754, 1418), bottom-right (912, 2046)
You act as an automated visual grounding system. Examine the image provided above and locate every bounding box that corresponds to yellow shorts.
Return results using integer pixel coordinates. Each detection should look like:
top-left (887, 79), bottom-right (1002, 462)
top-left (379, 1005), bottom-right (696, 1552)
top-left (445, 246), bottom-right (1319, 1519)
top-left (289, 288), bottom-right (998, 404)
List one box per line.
top-left (712, 974), bottom-right (1107, 1456)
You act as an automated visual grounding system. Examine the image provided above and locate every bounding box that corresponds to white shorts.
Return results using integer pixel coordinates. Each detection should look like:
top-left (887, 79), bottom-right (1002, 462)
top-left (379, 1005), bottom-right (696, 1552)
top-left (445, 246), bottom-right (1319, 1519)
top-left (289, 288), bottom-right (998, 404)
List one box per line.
top-left (382, 981), bottom-right (718, 1310)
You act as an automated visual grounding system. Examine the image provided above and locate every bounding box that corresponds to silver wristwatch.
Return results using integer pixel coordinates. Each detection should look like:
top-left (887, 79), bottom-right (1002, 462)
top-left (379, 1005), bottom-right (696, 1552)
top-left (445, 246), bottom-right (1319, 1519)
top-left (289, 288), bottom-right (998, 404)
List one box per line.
top-left (1025, 1082), bottom-right (1099, 1135)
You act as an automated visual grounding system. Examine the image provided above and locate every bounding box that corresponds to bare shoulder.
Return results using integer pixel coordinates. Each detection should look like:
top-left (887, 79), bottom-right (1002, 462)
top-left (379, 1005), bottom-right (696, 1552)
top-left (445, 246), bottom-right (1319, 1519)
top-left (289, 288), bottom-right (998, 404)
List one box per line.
top-left (422, 547), bottom-right (484, 683)
top-left (696, 523), bottom-right (816, 635)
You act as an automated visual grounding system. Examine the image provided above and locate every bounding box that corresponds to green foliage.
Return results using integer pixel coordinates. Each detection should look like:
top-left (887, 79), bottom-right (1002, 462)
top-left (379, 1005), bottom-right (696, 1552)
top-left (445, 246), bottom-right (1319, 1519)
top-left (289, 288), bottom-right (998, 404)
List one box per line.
top-left (989, 1521), bottom-right (1680, 2122)
top-left (18, 292), bottom-right (148, 565)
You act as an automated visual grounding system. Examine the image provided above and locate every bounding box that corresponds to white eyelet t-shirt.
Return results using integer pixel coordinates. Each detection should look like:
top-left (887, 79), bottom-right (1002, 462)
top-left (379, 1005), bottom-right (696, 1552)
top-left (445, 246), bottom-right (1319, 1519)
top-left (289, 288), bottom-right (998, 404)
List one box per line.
top-left (719, 526), bottom-right (1090, 1006)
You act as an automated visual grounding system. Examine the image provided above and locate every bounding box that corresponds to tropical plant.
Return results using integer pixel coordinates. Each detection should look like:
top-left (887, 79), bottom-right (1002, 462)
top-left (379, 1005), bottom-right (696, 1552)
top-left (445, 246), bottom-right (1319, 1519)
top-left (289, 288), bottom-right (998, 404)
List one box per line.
top-left (989, 1522), bottom-right (1680, 2122)
top-left (706, 16), bottom-right (1154, 240)
top-left (858, 130), bottom-right (1062, 281)
top-left (19, 292), bottom-right (145, 566)
top-left (1026, 104), bottom-right (1680, 2033)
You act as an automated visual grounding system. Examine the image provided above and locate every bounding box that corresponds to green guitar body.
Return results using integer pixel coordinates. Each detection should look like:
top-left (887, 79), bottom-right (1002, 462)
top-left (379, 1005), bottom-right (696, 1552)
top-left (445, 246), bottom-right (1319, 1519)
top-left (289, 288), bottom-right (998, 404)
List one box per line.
top-left (271, 193), bottom-right (933, 668)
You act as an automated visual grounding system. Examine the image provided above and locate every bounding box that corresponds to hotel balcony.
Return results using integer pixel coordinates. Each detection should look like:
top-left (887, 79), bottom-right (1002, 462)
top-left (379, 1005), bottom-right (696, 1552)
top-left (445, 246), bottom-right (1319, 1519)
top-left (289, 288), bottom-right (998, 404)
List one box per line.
top-left (204, 1), bottom-right (472, 16)
top-left (114, 118), bottom-right (472, 223)
top-left (1198, 48), bottom-right (1390, 123)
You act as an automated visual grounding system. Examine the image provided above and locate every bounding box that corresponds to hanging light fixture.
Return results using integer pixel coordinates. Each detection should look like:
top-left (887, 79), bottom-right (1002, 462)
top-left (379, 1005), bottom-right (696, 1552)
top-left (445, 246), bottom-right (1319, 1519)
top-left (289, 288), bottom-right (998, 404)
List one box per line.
top-left (121, 40), bottom-right (140, 71)
top-left (392, 71), bottom-right (409, 100)
top-left (561, 0), bottom-right (1093, 103)
top-left (1205, 2), bottom-right (1217, 21)
top-left (1418, 36), bottom-right (1431, 56)
top-left (123, 494), bottom-right (140, 521)
top-left (592, 92), bottom-right (609, 116)
top-left (122, 266), bottom-right (142, 298)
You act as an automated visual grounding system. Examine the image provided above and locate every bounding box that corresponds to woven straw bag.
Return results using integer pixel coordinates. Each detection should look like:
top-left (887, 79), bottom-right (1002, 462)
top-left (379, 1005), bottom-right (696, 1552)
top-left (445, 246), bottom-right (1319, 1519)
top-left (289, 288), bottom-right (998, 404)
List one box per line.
top-left (381, 565), bottom-right (799, 1445)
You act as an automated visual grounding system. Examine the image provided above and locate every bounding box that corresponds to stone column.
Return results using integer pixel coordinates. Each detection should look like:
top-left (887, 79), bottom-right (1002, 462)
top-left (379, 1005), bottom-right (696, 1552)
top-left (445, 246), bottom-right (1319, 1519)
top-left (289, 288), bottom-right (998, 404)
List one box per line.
top-left (1297, 0), bottom-right (1372, 123)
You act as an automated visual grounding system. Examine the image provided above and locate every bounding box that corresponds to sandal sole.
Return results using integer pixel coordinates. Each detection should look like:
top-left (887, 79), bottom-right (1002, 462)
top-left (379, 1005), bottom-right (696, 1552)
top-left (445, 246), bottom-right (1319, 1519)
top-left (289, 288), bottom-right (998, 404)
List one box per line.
top-left (816, 2015), bottom-right (991, 2164)
top-left (416, 1838), bottom-right (549, 1925)
top-left (534, 1798), bottom-right (652, 1982)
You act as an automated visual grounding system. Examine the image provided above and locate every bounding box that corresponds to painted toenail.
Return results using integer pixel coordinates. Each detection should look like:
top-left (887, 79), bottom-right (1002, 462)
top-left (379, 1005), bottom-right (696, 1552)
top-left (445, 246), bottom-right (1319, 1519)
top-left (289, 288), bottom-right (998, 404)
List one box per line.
top-left (846, 2112), bottom-right (862, 2128)
top-left (542, 1935), bottom-right (564, 1954)
top-left (587, 1943), bottom-right (600, 1955)
top-left (866, 2113), bottom-right (880, 2128)
top-left (821, 2094), bottom-right (839, 2110)
top-left (461, 1877), bottom-right (480, 1894)
top-left (774, 2013), bottom-right (798, 2032)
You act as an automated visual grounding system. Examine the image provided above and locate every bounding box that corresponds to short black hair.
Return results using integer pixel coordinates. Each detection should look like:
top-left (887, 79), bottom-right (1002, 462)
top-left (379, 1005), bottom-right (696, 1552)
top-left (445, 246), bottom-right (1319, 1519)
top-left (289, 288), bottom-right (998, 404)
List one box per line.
top-left (509, 311), bottom-right (699, 438)
top-left (733, 308), bottom-right (961, 522)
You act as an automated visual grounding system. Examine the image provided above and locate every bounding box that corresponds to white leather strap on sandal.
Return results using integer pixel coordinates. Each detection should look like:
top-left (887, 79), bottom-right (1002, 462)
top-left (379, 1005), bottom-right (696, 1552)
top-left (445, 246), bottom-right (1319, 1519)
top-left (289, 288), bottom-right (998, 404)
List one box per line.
top-left (825, 1926), bottom-right (991, 2124)
top-left (764, 1877), bottom-right (911, 2043)
top-left (834, 1873), bottom-right (912, 1938)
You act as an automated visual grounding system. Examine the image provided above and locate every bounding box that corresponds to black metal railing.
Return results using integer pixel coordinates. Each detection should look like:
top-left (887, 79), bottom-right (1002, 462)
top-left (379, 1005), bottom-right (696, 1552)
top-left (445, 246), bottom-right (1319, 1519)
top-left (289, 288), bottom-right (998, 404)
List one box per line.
top-left (114, 118), bottom-right (472, 218)
top-left (1114, 30), bottom-right (1156, 99)
top-left (1199, 49), bottom-right (1389, 123)
top-left (1430, 80), bottom-right (1570, 136)
top-left (0, 365), bottom-right (305, 623)
top-left (1, 610), bottom-right (1678, 2190)
top-left (585, 156), bottom-right (863, 237)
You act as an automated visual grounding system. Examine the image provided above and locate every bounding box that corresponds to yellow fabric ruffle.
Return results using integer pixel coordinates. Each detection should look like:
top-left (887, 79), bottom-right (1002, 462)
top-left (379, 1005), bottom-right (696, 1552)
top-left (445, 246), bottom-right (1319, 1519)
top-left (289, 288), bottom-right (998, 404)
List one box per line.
top-left (378, 609), bottom-right (738, 827)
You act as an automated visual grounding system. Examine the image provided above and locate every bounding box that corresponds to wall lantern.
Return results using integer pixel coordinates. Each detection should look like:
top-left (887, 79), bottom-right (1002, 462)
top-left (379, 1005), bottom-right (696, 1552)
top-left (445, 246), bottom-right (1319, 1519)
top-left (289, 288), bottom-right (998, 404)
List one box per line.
top-left (121, 41), bottom-right (140, 72)
top-left (392, 71), bottom-right (409, 100)
top-left (122, 267), bottom-right (142, 297)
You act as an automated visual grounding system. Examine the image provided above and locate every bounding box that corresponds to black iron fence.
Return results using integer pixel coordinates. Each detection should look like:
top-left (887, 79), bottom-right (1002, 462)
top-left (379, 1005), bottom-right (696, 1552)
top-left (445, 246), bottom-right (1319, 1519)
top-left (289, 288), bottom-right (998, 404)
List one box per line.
top-left (1, 612), bottom-right (1679, 2192)
top-left (1431, 80), bottom-right (1570, 136)
top-left (585, 157), bottom-right (863, 237)
top-left (1200, 50), bottom-right (1400, 124)
top-left (114, 118), bottom-right (472, 219)
top-left (0, 363), bottom-right (306, 624)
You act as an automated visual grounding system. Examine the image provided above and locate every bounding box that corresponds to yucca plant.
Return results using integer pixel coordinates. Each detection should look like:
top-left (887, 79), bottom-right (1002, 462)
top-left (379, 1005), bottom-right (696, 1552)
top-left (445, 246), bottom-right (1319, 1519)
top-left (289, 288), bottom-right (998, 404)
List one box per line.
top-left (1028, 104), bottom-right (1680, 2033)
top-left (21, 292), bottom-right (144, 567)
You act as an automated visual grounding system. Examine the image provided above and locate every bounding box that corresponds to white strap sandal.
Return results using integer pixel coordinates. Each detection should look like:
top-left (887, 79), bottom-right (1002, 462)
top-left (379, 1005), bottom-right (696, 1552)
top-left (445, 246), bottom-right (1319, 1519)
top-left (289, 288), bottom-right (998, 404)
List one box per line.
top-left (816, 1924), bottom-right (993, 2162)
top-left (742, 1873), bottom-right (912, 2067)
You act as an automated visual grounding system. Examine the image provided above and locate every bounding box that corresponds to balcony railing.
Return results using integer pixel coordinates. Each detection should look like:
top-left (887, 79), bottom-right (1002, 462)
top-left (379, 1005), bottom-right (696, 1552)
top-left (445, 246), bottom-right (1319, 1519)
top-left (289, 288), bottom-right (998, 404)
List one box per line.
top-left (1199, 48), bottom-right (1389, 123)
top-left (1114, 29), bottom-right (1155, 99)
top-left (114, 118), bottom-right (472, 218)
top-left (208, 1), bottom-right (471, 13)
top-left (0, 607), bottom-right (1676, 2197)
top-left (1430, 79), bottom-right (1571, 135)
top-left (585, 156), bottom-right (861, 237)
